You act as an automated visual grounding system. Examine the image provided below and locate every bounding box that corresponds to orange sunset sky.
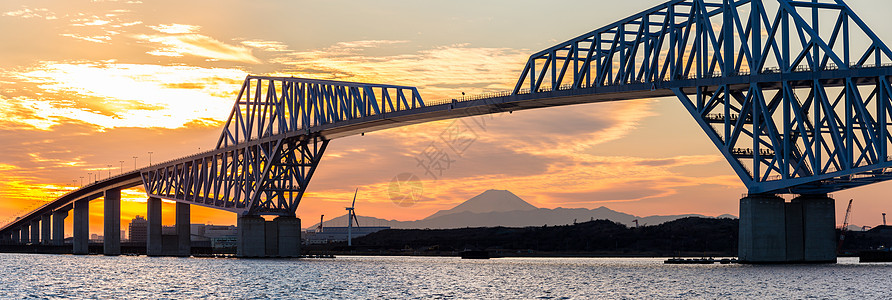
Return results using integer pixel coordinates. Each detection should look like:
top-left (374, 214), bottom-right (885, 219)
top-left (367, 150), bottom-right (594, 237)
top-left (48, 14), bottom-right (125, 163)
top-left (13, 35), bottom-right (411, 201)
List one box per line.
top-left (3, 0), bottom-right (892, 234)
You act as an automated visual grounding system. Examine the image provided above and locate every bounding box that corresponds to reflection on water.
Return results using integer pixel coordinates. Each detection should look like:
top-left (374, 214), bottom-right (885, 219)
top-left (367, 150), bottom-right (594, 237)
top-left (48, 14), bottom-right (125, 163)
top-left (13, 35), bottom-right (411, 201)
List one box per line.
top-left (0, 254), bottom-right (888, 299)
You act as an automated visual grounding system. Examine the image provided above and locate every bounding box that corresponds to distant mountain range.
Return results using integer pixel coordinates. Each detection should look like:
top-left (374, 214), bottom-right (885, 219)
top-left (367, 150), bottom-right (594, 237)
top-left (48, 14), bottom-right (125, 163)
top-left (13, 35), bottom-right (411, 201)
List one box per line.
top-left (309, 189), bottom-right (737, 229)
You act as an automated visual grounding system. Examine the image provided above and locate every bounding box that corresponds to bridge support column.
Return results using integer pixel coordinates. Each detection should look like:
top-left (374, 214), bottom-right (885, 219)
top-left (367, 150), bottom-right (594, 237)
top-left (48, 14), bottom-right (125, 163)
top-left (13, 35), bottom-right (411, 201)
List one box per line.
top-left (11, 228), bottom-right (19, 244)
top-left (237, 216), bottom-right (266, 257)
top-left (235, 216), bottom-right (301, 258)
top-left (104, 188), bottom-right (121, 256)
top-left (739, 194), bottom-right (836, 263)
top-left (73, 199), bottom-right (89, 255)
top-left (176, 202), bottom-right (190, 257)
top-left (147, 197), bottom-right (162, 256)
top-left (793, 195), bottom-right (836, 262)
top-left (276, 217), bottom-right (300, 258)
top-left (30, 219), bottom-right (40, 245)
top-left (52, 210), bottom-right (67, 246)
top-left (20, 224), bottom-right (30, 245)
top-left (40, 214), bottom-right (51, 245)
top-left (264, 220), bottom-right (278, 256)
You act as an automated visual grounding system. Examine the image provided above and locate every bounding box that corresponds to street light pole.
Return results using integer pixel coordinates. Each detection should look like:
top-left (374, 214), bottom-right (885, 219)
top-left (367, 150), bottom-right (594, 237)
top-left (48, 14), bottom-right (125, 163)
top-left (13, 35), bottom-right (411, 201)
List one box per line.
top-left (107, 164), bottom-right (112, 179)
top-left (119, 160), bottom-right (124, 174)
top-left (79, 176), bottom-right (84, 186)
top-left (133, 156), bottom-right (138, 170)
top-left (87, 172), bottom-right (93, 184)
top-left (148, 152), bottom-right (153, 166)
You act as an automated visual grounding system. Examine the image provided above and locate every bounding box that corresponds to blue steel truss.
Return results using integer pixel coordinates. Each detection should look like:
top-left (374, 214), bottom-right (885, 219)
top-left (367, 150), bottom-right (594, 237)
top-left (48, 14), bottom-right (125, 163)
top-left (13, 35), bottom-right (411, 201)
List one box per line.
top-left (139, 0), bottom-right (892, 216)
top-left (514, 0), bottom-right (892, 194)
top-left (141, 77), bottom-right (424, 216)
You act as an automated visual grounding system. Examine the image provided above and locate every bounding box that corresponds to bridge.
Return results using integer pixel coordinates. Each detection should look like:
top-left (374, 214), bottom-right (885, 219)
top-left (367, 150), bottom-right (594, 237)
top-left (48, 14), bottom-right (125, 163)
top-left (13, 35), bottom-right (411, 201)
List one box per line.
top-left (2, 0), bottom-right (891, 262)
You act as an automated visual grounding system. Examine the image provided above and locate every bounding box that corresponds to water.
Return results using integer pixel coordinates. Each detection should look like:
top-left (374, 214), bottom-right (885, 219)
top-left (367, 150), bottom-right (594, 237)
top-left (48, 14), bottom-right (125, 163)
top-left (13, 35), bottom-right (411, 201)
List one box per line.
top-left (0, 254), bottom-right (889, 299)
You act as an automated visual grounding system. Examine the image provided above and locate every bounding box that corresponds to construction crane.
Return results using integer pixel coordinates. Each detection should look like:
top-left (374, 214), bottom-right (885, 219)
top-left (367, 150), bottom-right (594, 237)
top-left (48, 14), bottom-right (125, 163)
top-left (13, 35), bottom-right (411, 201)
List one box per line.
top-left (837, 199), bottom-right (854, 254)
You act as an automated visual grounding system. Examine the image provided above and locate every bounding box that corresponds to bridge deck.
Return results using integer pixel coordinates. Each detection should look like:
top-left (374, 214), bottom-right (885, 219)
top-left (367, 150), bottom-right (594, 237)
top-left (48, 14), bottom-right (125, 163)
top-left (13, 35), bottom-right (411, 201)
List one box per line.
top-left (6, 65), bottom-right (890, 231)
top-left (0, 171), bottom-right (141, 232)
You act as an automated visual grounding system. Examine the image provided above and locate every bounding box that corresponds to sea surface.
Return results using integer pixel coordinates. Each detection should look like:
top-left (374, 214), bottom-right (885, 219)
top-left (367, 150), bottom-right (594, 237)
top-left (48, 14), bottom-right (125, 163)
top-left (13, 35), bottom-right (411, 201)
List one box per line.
top-left (0, 254), bottom-right (888, 299)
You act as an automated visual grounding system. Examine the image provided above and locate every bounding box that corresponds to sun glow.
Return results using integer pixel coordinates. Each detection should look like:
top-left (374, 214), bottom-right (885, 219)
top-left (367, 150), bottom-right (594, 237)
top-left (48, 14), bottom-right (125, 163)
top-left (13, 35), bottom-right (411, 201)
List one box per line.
top-left (7, 62), bottom-right (247, 129)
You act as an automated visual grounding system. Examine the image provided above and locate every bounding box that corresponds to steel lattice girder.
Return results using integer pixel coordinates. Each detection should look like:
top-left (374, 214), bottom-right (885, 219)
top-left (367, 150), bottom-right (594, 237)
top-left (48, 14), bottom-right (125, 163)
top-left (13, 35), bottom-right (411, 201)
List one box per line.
top-left (217, 76), bottom-right (424, 149)
top-left (143, 77), bottom-right (425, 216)
top-left (514, 0), bottom-right (892, 194)
top-left (141, 136), bottom-right (328, 216)
top-left (674, 74), bottom-right (892, 194)
top-left (514, 0), bottom-right (892, 94)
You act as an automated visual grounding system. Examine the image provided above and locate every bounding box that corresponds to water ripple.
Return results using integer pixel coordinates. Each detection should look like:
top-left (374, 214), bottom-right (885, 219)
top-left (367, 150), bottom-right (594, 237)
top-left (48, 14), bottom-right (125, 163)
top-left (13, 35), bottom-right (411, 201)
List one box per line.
top-left (0, 254), bottom-right (889, 299)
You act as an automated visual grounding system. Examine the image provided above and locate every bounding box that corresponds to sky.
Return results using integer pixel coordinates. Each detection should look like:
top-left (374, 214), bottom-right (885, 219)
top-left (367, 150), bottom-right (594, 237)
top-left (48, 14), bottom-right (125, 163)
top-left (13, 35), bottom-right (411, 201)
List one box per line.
top-left (2, 0), bottom-right (892, 235)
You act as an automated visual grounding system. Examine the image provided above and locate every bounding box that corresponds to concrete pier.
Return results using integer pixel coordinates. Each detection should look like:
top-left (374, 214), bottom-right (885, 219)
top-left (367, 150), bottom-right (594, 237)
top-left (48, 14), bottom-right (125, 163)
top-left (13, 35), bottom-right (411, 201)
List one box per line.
top-left (73, 199), bottom-right (89, 255)
top-left (236, 215), bottom-right (302, 257)
top-left (146, 197), bottom-right (162, 256)
top-left (276, 217), bottom-right (301, 257)
top-left (52, 210), bottom-right (67, 246)
top-left (795, 195), bottom-right (836, 262)
top-left (237, 215), bottom-right (266, 257)
top-left (264, 220), bottom-right (278, 256)
top-left (739, 194), bottom-right (836, 263)
top-left (176, 202), bottom-right (190, 257)
top-left (11, 229), bottom-right (19, 244)
top-left (104, 188), bottom-right (121, 256)
top-left (21, 224), bottom-right (30, 245)
top-left (41, 214), bottom-right (51, 245)
top-left (30, 220), bottom-right (40, 245)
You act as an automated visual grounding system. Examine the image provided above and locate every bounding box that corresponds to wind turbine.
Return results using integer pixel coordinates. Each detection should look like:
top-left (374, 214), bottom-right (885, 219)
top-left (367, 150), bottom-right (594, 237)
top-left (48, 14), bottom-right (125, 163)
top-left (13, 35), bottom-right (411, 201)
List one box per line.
top-left (346, 188), bottom-right (361, 246)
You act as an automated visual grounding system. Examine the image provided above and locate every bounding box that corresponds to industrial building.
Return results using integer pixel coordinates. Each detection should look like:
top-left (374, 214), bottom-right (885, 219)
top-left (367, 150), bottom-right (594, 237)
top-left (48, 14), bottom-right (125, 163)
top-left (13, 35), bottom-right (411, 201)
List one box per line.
top-left (303, 226), bottom-right (390, 244)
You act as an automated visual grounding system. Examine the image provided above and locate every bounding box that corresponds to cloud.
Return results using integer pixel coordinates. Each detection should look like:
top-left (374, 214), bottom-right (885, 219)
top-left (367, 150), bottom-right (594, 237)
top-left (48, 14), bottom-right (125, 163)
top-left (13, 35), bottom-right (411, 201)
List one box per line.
top-left (2, 7), bottom-right (57, 20)
top-left (60, 33), bottom-right (112, 43)
top-left (2, 62), bottom-right (247, 130)
top-left (333, 40), bottom-right (408, 49)
top-left (240, 40), bottom-right (291, 52)
top-left (270, 41), bottom-right (528, 99)
top-left (149, 23), bottom-right (200, 34)
top-left (71, 17), bottom-right (111, 26)
top-left (136, 33), bottom-right (261, 63)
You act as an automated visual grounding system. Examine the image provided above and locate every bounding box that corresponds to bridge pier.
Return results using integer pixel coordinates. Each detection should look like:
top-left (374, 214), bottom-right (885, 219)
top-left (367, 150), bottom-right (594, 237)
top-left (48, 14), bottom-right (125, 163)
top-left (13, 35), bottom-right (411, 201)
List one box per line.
top-left (237, 216), bottom-right (265, 257)
top-left (52, 210), bottom-right (67, 246)
top-left (146, 197), bottom-right (162, 256)
top-left (176, 202), bottom-right (190, 257)
top-left (739, 194), bottom-right (836, 263)
top-left (73, 199), bottom-right (89, 255)
top-left (144, 198), bottom-right (191, 257)
top-left (20, 224), bottom-right (30, 245)
top-left (236, 216), bottom-right (300, 258)
top-left (104, 188), bottom-right (121, 256)
top-left (40, 214), bottom-right (51, 245)
top-left (10, 229), bottom-right (18, 244)
top-left (795, 195), bottom-right (836, 262)
top-left (30, 219), bottom-right (39, 245)
top-left (276, 217), bottom-right (301, 257)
